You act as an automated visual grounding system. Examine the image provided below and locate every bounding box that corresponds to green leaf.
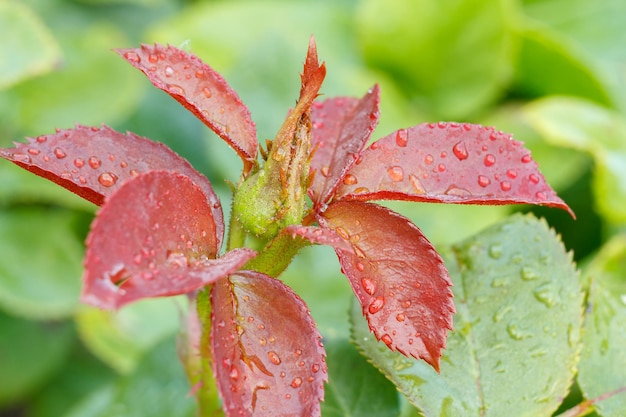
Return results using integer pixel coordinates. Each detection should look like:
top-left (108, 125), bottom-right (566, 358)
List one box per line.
top-left (0, 207), bottom-right (83, 319)
top-left (522, 0), bottom-right (626, 112)
top-left (357, 0), bottom-right (516, 119)
top-left (514, 27), bottom-right (612, 106)
top-left (577, 236), bottom-right (626, 417)
top-left (76, 297), bottom-right (185, 374)
top-left (351, 214), bottom-right (583, 417)
top-left (0, 311), bottom-right (74, 407)
top-left (524, 96), bottom-right (626, 223)
top-left (322, 337), bottom-right (399, 417)
top-left (0, 2), bottom-right (61, 89)
top-left (5, 23), bottom-right (143, 135)
top-left (63, 337), bottom-right (196, 417)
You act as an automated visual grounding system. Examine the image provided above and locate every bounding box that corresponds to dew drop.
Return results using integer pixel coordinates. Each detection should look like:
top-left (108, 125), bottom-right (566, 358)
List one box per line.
top-left (533, 284), bottom-right (558, 308)
top-left (387, 166), bottom-right (404, 182)
top-left (500, 181), bottom-right (511, 191)
top-left (521, 267), bottom-right (538, 281)
top-left (74, 158), bottom-right (85, 168)
top-left (484, 154), bottom-right (496, 167)
top-left (148, 53), bottom-right (159, 63)
top-left (294, 348), bottom-right (303, 357)
top-left (124, 51), bottom-right (140, 62)
top-left (268, 351), bottom-right (281, 365)
top-left (311, 364), bottom-right (320, 373)
top-left (395, 129), bottom-right (408, 147)
top-left (489, 244), bottom-right (503, 259)
top-left (437, 163), bottom-right (446, 172)
top-left (290, 377), bottom-right (303, 388)
top-left (54, 148), bottom-right (67, 159)
top-left (230, 367), bottom-right (239, 380)
top-left (202, 87), bottom-right (212, 98)
top-left (535, 191), bottom-right (546, 200)
top-left (78, 176), bottom-right (87, 184)
top-left (478, 175), bottom-right (491, 187)
top-left (88, 156), bottom-right (101, 169)
top-left (408, 174), bottom-right (426, 194)
top-left (36, 135), bottom-right (47, 143)
top-left (396, 313), bottom-right (406, 322)
top-left (506, 169), bottom-right (517, 179)
top-left (424, 154), bottom-right (434, 165)
top-left (381, 334), bottom-right (393, 346)
top-left (506, 322), bottom-right (529, 341)
top-left (164, 66), bottom-right (174, 77)
top-left (98, 172), bottom-right (118, 187)
top-left (452, 141), bottom-right (469, 160)
top-left (402, 300), bottom-right (412, 308)
top-left (521, 154), bottom-right (532, 163)
top-left (368, 296), bottom-right (385, 314)
top-left (355, 262), bottom-right (365, 272)
top-left (529, 174), bottom-right (540, 184)
top-left (343, 174), bottom-right (357, 185)
top-left (361, 278), bottom-right (376, 296)
top-left (27, 148), bottom-right (40, 155)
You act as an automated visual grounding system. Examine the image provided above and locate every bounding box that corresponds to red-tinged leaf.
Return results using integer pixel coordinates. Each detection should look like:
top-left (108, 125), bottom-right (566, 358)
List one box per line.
top-left (283, 225), bottom-right (354, 252)
top-left (318, 200), bottom-right (455, 371)
top-left (0, 124), bottom-right (225, 246)
top-left (116, 44), bottom-right (258, 171)
top-left (211, 271), bottom-right (327, 417)
top-left (309, 85), bottom-right (380, 208)
top-left (335, 122), bottom-right (574, 216)
top-left (82, 171), bottom-right (255, 309)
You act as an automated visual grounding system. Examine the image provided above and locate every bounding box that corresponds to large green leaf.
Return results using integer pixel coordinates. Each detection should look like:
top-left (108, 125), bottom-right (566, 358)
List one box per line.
top-left (322, 338), bottom-right (399, 417)
top-left (0, 207), bottom-right (83, 319)
top-left (524, 96), bottom-right (626, 224)
top-left (523, 0), bottom-right (626, 112)
top-left (0, 2), bottom-right (61, 89)
top-left (4, 23), bottom-right (143, 136)
top-left (352, 214), bottom-right (583, 417)
top-left (357, 0), bottom-right (516, 119)
top-left (0, 311), bottom-right (74, 407)
top-left (577, 236), bottom-right (626, 416)
top-left (76, 297), bottom-right (185, 374)
top-left (63, 337), bottom-right (196, 417)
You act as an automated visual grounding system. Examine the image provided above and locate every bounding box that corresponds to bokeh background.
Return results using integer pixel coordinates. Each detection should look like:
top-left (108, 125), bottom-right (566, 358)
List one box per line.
top-left (0, 0), bottom-right (625, 416)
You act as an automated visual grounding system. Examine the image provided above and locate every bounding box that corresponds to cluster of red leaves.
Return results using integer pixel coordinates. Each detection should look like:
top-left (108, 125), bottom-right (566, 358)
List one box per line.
top-left (0, 37), bottom-right (571, 416)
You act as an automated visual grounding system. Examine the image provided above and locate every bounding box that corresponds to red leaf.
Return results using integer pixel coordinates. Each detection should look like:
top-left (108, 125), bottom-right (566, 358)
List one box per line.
top-left (318, 200), bottom-right (454, 371)
top-left (283, 225), bottom-right (353, 252)
top-left (309, 85), bottom-right (380, 208)
top-left (117, 44), bottom-right (258, 171)
top-left (211, 271), bottom-right (326, 417)
top-left (0, 125), bottom-right (225, 245)
top-left (82, 171), bottom-right (255, 309)
top-left (335, 122), bottom-right (574, 216)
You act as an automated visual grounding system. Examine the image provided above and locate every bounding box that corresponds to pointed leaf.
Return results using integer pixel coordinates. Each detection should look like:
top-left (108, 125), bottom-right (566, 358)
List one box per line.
top-left (309, 85), bottom-right (380, 207)
top-left (318, 200), bottom-right (454, 370)
top-left (117, 44), bottom-right (258, 170)
top-left (335, 122), bottom-right (573, 216)
top-left (211, 271), bottom-right (327, 417)
top-left (0, 124), bottom-right (224, 247)
top-left (82, 171), bottom-right (255, 309)
top-left (351, 214), bottom-right (582, 417)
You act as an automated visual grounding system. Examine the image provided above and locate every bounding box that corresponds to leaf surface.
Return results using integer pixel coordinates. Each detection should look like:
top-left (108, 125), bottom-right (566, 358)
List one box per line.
top-left (309, 86), bottom-right (380, 207)
top-left (211, 271), bottom-right (326, 417)
top-left (82, 171), bottom-right (254, 309)
top-left (117, 44), bottom-right (257, 170)
top-left (578, 236), bottom-right (626, 417)
top-left (336, 122), bottom-right (573, 216)
top-left (351, 214), bottom-right (583, 417)
top-left (319, 200), bottom-right (454, 370)
top-left (0, 124), bottom-right (224, 246)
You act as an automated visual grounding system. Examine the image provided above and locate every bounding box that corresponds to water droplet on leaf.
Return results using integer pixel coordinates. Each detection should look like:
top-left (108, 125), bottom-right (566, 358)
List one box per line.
top-left (368, 296), bottom-right (385, 314)
top-left (478, 175), bottom-right (491, 187)
top-left (164, 66), bottom-right (174, 77)
top-left (343, 174), bottom-right (357, 185)
top-left (484, 154), bottom-right (496, 167)
top-left (489, 244), bottom-right (503, 259)
top-left (521, 267), bottom-right (538, 281)
top-left (54, 148), bottom-right (67, 159)
top-left (452, 141), bottom-right (469, 160)
top-left (395, 129), bottom-right (408, 147)
top-left (88, 156), bottom-right (101, 169)
top-left (387, 166), bottom-right (404, 182)
top-left (98, 172), bottom-right (118, 187)
top-left (268, 351), bottom-right (281, 365)
top-left (361, 278), bottom-right (376, 296)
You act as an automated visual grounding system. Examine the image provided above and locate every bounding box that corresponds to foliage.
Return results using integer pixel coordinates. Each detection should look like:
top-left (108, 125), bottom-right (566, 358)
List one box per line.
top-left (0, 0), bottom-right (625, 416)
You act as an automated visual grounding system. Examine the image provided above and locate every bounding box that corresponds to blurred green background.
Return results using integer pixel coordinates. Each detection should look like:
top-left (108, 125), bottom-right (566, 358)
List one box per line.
top-left (0, 0), bottom-right (625, 416)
